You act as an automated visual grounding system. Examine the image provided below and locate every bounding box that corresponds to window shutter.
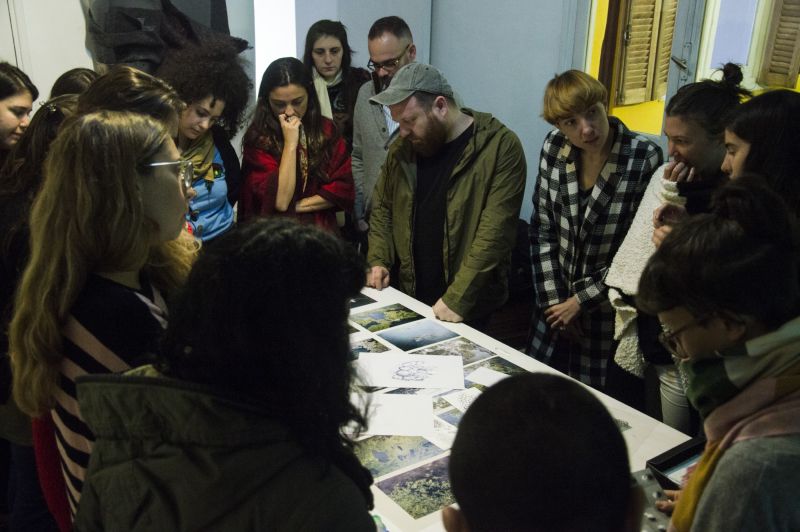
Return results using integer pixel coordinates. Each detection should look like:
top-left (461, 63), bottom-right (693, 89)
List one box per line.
top-left (617, 0), bottom-right (661, 105)
top-left (758, 0), bottom-right (800, 87)
top-left (652, 0), bottom-right (678, 100)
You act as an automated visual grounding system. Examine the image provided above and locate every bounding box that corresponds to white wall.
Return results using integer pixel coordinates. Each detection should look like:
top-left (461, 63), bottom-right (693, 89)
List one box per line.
top-left (334, 0), bottom-right (431, 68)
top-left (430, 0), bottom-right (589, 221)
top-left (290, 0), bottom-right (590, 221)
top-left (2, 0), bottom-right (93, 102)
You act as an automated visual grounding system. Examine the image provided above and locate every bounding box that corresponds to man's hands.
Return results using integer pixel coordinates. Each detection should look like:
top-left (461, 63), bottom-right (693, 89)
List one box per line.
top-left (366, 266), bottom-right (390, 289)
top-left (545, 295), bottom-right (581, 330)
top-left (433, 298), bottom-right (463, 323)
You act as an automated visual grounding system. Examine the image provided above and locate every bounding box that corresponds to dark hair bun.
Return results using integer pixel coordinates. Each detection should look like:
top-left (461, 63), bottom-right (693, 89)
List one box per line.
top-left (720, 62), bottom-right (744, 87)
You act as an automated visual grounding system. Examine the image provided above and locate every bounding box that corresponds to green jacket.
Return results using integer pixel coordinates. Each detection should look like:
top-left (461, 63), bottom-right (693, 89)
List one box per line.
top-left (73, 367), bottom-right (375, 532)
top-left (367, 109), bottom-right (526, 319)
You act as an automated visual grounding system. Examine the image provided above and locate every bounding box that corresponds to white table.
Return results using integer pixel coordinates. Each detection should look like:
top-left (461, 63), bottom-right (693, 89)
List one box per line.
top-left (349, 287), bottom-right (689, 532)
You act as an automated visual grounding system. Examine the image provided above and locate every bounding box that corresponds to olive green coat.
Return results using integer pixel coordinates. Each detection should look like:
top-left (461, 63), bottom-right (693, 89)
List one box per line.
top-left (73, 367), bottom-right (375, 532)
top-left (367, 109), bottom-right (527, 319)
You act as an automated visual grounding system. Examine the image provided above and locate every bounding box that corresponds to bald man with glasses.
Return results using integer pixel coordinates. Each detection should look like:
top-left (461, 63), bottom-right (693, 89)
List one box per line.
top-left (351, 16), bottom-right (417, 246)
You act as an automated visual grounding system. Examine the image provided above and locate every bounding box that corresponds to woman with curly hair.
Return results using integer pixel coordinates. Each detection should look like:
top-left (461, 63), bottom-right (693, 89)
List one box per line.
top-left (303, 19), bottom-right (370, 149)
top-left (72, 218), bottom-right (375, 529)
top-left (9, 111), bottom-right (196, 518)
top-left (240, 57), bottom-right (354, 232)
top-left (156, 41), bottom-right (251, 242)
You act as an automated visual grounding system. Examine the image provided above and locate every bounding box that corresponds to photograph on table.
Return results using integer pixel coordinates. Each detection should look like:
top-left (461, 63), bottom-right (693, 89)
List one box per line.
top-left (386, 386), bottom-right (448, 396)
top-left (464, 355), bottom-right (528, 381)
top-left (350, 303), bottom-right (424, 332)
top-left (350, 336), bottom-right (391, 357)
top-left (375, 455), bottom-right (455, 520)
top-left (436, 408), bottom-right (463, 428)
top-left (377, 319), bottom-right (459, 351)
top-left (354, 435), bottom-right (446, 479)
top-left (349, 292), bottom-right (377, 309)
top-left (410, 336), bottom-right (496, 365)
top-left (356, 353), bottom-right (465, 390)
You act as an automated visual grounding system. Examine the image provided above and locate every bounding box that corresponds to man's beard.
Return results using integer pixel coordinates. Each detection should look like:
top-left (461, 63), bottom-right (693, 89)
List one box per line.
top-left (373, 72), bottom-right (392, 94)
top-left (410, 117), bottom-right (448, 157)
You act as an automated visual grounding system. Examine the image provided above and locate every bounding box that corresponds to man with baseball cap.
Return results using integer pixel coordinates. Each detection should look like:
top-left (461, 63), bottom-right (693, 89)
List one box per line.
top-left (366, 63), bottom-right (526, 326)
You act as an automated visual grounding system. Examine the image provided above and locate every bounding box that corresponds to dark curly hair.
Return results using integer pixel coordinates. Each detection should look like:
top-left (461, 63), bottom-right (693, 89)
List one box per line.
top-left (156, 39), bottom-right (252, 137)
top-left (158, 217), bottom-right (373, 505)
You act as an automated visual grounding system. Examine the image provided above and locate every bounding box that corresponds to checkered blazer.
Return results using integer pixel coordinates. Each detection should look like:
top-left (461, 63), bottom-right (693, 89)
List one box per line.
top-left (527, 117), bottom-right (662, 387)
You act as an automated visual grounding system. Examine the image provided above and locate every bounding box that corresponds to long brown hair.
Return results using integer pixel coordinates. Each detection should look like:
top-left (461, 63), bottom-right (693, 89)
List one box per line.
top-left (9, 111), bottom-right (196, 416)
top-left (243, 57), bottom-right (334, 182)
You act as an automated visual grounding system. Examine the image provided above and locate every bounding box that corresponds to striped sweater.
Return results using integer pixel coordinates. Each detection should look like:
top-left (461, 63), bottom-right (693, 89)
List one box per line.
top-left (52, 274), bottom-right (167, 517)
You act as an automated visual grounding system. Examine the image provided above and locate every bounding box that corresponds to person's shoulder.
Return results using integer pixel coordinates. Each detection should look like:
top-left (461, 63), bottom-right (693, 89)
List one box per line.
top-left (348, 66), bottom-right (371, 85)
top-left (262, 452), bottom-right (375, 531)
top-left (695, 435), bottom-right (800, 530)
top-left (356, 79), bottom-right (376, 102)
top-left (719, 435), bottom-right (800, 474)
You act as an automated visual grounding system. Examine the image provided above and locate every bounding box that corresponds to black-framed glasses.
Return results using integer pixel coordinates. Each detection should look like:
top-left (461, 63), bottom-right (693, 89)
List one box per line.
top-left (147, 160), bottom-right (194, 191)
top-left (658, 314), bottom-right (710, 360)
top-left (367, 44), bottom-right (411, 72)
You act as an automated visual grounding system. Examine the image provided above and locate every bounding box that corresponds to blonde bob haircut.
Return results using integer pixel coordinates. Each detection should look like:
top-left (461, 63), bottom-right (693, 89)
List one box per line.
top-left (542, 70), bottom-right (608, 125)
top-left (10, 111), bottom-right (197, 416)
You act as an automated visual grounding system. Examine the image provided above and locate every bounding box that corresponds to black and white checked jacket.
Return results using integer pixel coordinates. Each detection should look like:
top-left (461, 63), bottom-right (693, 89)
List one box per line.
top-left (527, 117), bottom-right (662, 387)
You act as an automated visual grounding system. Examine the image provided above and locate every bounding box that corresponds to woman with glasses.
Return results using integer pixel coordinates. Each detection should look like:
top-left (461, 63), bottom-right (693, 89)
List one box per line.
top-left (240, 57), bottom-right (354, 233)
top-left (156, 40), bottom-right (251, 242)
top-left (637, 175), bottom-right (800, 532)
top-left (303, 20), bottom-right (370, 150)
top-left (73, 218), bottom-right (376, 530)
top-left (528, 70), bottom-right (662, 390)
top-left (0, 62), bottom-right (37, 169)
top-left (8, 111), bottom-right (197, 518)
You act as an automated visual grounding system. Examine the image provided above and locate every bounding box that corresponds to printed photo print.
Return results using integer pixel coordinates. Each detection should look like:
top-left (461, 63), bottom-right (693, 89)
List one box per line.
top-left (412, 337), bottom-right (495, 365)
top-left (351, 304), bottom-right (424, 333)
top-left (377, 319), bottom-right (459, 351)
top-left (349, 293), bottom-right (377, 310)
top-left (376, 455), bottom-right (455, 520)
top-left (355, 435), bottom-right (445, 479)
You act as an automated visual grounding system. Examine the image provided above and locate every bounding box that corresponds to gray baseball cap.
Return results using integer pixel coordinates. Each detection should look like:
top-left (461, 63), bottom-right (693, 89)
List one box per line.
top-left (370, 63), bottom-right (454, 106)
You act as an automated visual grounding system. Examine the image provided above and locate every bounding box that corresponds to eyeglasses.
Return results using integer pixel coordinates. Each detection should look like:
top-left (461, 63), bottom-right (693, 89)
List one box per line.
top-left (147, 160), bottom-right (194, 191)
top-left (658, 314), bottom-right (710, 360)
top-left (367, 44), bottom-right (411, 72)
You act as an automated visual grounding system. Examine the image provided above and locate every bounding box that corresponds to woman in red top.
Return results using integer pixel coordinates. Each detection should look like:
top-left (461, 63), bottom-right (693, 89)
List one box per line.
top-left (240, 57), bottom-right (354, 232)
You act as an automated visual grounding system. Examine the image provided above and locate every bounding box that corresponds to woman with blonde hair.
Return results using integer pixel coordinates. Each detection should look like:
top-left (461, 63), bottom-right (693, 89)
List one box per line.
top-left (528, 69), bottom-right (662, 389)
top-left (9, 110), bottom-right (196, 518)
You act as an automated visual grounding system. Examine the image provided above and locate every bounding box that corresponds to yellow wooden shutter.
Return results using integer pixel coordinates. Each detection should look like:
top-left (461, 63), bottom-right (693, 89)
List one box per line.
top-left (759, 0), bottom-right (800, 87)
top-left (652, 0), bottom-right (678, 100)
top-left (617, 0), bottom-right (660, 105)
